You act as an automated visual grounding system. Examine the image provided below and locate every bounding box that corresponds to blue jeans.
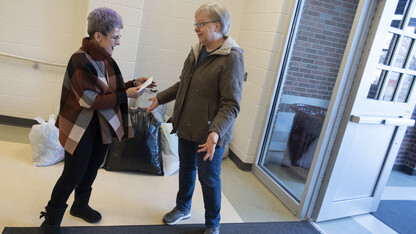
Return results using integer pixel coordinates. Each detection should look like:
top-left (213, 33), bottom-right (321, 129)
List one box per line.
top-left (176, 137), bottom-right (225, 228)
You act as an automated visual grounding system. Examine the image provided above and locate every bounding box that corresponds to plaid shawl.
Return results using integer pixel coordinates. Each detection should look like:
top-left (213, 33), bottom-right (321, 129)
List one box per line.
top-left (56, 37), bottom-right (133, 154)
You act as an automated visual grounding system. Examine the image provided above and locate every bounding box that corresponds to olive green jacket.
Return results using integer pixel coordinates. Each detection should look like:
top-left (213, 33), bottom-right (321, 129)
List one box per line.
top-left (157, 36), bottom-right (245, 147)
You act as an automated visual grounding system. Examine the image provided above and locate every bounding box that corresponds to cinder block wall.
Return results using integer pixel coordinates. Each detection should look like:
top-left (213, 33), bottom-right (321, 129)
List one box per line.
top-left (0, 0), bottom-right (88, 119)
top-left (0, 0), bottom-right (295, 165)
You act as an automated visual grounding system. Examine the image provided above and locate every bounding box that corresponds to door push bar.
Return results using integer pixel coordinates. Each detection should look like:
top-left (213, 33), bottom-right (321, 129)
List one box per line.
top-left (350, 115), bottom-right (415, 126)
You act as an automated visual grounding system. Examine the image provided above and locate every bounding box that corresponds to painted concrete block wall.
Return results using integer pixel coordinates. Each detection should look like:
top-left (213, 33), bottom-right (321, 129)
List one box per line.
top-left (0, 0), bottom-right (88, 119)
top-left (230, 0), bottom-right (296, 163)
top-left (0, 0), bottom-right (144, 120)
top-left (0, 0), bottom-right (295, 165)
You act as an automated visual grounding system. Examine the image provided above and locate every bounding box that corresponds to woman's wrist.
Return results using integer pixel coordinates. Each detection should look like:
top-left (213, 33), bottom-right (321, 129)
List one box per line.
top-left (131, 79), bottom-right (138, 87)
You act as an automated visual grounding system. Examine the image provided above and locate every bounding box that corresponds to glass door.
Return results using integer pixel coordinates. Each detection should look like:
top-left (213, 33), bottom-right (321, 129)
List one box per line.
top-left (313, 0), bottom-right (416, 221)
top-left (252, 0), bottom-right (359, 215)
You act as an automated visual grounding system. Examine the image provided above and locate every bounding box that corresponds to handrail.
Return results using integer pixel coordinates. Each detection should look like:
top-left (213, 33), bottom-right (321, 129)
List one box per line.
top-left (0, 52), bottom-right (66, 69)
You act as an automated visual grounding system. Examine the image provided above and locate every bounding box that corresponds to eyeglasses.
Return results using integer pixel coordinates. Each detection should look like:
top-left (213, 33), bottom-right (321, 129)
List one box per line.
top-left (112, 35), bottom-right (122, 41)
top-left (194, 21), bottom-right (217, 28)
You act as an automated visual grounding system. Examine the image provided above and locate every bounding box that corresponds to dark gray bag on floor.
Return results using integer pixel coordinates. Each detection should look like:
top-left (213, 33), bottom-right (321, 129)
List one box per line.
top-left (104, 107), bottom-right (163, 175)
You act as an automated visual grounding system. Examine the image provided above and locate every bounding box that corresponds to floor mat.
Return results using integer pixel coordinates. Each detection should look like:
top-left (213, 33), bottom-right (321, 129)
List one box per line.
top-left (3, 221), bottom-right (320, 234)
top-left (371, 200), bottom-right (416, 234)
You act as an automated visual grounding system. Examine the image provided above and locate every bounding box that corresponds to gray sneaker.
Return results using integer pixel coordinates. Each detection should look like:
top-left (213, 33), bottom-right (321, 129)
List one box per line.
top-left (163, 207), bottom-right (191, 225)
top-left (204, 226), bottom-right (220, 234)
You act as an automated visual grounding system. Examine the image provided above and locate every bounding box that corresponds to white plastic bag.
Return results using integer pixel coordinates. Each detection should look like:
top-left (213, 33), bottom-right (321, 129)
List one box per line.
top-left (160, 123), bottom-right (179, 177)
top-left (29, 114), bottom-right (64, 166)
top-left (133, 89), bottom-right (166, 123)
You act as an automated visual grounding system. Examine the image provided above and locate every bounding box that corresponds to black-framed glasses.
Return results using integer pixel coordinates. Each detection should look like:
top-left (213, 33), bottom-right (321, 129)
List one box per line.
top-left (112, 35), bottom-right (121, 41)
top-left (194, 21), bottom-right (217, 28)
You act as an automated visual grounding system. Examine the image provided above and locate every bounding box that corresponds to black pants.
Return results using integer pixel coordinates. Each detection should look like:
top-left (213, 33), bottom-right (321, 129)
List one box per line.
top-left (49, 113), bottom-right (108, 208)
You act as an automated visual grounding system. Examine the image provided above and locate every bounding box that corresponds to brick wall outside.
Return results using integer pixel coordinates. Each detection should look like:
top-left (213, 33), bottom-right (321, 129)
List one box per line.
top-left (282, 0), bottom-right (358, 100)
top-left (271, 0), bottom-right (358, 150)
top-left (397, 106), bottom-right (416, 174)
top-left (276, 0), bottom-right (415, 174)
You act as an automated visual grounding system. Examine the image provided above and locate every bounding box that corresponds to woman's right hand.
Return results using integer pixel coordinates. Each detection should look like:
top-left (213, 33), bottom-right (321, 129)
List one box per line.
top-left (126, 86), bottom-right (142, 98)
top-left (146, 96), bottom-right (159, 113)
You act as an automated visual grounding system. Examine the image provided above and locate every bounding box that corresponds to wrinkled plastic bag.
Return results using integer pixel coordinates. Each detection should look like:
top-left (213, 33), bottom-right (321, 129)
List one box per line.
top-left (105, 108), bottom-right (163, 175)
top-left (160, 123), bottom-right (179, 177)
top-left (133, 89), bottom-right (166, 123)
top-left (29, 114), bottom-right (64, 166)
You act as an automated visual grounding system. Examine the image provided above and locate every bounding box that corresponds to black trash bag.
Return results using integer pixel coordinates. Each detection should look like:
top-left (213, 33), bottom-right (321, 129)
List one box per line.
top-left (104, 107), bottom-right (163, 175)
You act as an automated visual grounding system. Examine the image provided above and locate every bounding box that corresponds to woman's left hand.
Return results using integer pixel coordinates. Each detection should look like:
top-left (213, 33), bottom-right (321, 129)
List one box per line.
top-left (146, 96), bottom-right (159, 113)
top-left (198, 132), bottom-right (219, 161)
top-left (135, 77), bottom-right (157, 88)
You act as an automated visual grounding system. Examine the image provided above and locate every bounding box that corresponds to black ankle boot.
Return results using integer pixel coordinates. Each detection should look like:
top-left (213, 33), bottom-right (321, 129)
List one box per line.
top-left (40, 203), bottom-right (67, 234)
top-left (70, 188), bottom-right (102, 223)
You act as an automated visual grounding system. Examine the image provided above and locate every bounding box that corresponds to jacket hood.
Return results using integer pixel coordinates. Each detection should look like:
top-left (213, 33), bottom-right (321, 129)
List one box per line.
top-left (191, 36), bottom-right (243, 63)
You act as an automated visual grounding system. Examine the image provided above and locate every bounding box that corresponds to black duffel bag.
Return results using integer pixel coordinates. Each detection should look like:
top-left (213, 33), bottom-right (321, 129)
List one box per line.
top-left (104, 107), bottom-right (163, 175)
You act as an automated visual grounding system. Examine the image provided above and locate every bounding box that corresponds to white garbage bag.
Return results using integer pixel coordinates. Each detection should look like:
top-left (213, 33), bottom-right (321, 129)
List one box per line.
top-left (29, 114), bottom-right (64, 166)
top-left (133, 89), bottom-right (166, 123)
top-left (160, 123), bottom-right (179, 177)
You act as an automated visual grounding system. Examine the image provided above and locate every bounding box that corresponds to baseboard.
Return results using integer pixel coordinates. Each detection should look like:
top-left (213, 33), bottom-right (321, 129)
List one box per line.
top-left (228, 150), bottom-right (252, 171)
top-left (0, 115), bottom-right (36, 127)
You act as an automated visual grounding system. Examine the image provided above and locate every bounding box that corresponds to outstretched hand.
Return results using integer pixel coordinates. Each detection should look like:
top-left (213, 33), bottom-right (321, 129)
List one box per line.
top-left (146, 96), bottom-right (159, 113)
top-left (198, 132), bottom-right (219, 161)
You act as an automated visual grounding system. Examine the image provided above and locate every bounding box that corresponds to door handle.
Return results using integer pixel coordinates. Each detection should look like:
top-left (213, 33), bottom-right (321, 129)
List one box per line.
top-left (384, 118), bottom-right (415, 126)
top-left (350, 115), bottom-right (415, 126)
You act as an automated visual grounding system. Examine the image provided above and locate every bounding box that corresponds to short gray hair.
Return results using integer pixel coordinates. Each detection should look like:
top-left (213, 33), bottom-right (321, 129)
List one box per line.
top-left (87, 7), bottom-right (123, 37)
top-left (195, 3), bottom-right (230, 36)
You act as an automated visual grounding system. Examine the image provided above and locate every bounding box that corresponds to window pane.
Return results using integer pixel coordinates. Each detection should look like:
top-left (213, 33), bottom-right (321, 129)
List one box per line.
top-left (391, 0), bottom-right (410, 29)
top-left (398, 74), bottom-right (415, 102)
top-left (367, 69), bottom-right (386, 100)
top-left (410, 53), bottom-right (416, 71)
top-left (394, 37), bottom-right (413, 68)
top-left (405, 3), bottom-right (416, 34)
top-left (383, 72), bottom-right (401, 101)
top-left (379, 33), bottom-right (398, 65)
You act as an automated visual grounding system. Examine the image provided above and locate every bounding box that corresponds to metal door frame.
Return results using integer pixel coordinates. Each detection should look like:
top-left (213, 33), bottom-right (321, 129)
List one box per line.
top-left (252, 0), bottom-right (306, 216)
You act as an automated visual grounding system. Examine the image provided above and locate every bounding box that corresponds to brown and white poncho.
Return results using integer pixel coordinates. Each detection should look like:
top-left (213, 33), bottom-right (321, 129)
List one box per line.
top-left (56, 37), bottom-right (134, 155)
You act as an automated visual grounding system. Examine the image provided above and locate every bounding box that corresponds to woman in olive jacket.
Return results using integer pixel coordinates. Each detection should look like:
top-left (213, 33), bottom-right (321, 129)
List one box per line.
top-left (148, 3), bottom-right (244, 234)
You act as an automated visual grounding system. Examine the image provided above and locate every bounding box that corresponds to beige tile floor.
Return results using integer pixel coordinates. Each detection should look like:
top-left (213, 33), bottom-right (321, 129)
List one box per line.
top-left (5, 123), bottom-right (415, 234)
top-left (0, 124), bottom-right (297, 231)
